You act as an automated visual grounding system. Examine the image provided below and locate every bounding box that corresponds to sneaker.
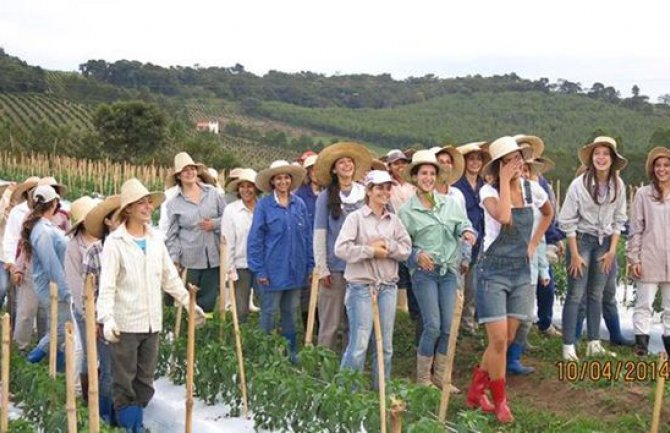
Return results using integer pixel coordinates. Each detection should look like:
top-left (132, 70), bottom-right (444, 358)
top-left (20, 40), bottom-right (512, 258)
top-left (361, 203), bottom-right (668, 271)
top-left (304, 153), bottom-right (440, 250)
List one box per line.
top-left (586, 340), bottom-right (616, 357)
top-left (540, 325), bottom-right (562, 337)
top-left (562, 344), bottom-right (579, 361)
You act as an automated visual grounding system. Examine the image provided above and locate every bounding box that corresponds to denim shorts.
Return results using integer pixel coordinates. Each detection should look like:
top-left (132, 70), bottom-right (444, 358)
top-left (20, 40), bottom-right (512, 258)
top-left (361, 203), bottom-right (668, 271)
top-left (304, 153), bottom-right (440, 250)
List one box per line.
top-left (475, 255), bottom-right (531, 324)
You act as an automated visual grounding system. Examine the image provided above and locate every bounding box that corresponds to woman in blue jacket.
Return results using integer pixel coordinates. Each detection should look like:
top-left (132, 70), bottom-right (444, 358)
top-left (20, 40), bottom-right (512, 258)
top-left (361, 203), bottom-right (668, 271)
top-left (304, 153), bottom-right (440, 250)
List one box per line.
top-left (248, 160), bottom-right (313, 362)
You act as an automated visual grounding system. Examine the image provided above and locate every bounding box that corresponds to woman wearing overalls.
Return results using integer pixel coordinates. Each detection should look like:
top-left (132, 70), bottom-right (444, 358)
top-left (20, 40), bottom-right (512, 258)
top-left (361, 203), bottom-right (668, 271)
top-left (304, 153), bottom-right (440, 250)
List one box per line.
top-left (466, 137), bottom-right (552, 423)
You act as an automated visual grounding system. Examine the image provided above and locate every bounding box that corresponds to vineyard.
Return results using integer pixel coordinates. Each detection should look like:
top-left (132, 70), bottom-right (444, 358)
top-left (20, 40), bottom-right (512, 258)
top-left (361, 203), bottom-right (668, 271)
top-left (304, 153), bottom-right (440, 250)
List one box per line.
top-left (0, 92), bottom-right (93, 131)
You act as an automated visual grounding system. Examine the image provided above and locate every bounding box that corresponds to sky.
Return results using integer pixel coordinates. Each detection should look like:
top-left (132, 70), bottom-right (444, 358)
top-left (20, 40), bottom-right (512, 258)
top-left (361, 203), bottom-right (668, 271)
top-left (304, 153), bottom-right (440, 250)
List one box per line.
top-left (2, 0), bottom-right (670, 99)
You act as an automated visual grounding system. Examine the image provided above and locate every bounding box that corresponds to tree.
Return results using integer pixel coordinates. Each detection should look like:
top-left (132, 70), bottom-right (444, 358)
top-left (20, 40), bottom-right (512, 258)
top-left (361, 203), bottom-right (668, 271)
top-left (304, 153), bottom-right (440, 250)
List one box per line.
top-left (93, 100), bottom-right (168, 163)
top-left (557, 79), bottom-right (582, 95)
top-left (657, 94), bottom-right (670, 105)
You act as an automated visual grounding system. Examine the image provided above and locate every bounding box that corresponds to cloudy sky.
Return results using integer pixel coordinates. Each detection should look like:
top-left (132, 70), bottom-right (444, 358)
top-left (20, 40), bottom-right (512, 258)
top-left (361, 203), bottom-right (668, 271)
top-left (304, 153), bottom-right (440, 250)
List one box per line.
top-left (2, 0), bottom-right (669, 99)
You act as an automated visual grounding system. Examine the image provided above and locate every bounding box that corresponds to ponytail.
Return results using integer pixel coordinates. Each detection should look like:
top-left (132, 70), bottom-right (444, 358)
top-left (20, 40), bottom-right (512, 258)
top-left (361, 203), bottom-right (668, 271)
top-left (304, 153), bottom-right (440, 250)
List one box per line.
top-left (19, 199), bottom-right (56, 262)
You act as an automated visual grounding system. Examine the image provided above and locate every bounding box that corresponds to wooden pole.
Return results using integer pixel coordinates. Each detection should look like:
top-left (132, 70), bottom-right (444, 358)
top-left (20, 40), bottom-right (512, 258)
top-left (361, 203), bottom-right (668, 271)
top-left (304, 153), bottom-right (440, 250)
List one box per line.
top-left (65, 322), bottom-right (78, 433)
top-left (650, 352), bottom-right (667, 433)
top-left (438, 289), bottom-right (464, 421)
top-left (185, 284), bottom-right (197, 433)
top-left (228, 278), bottom-right (249, 418)
top-left (219, 239), bottom-right (227, 334)
top-left (372, 290), bottom-right (387, 433)
top-left (175, 268), bottom-right (188, 340)
top-left (304, 272), bottom-right (320, 347)
top-left (84, 275), bottom-right (100, 433)
top-left (49, 282), bottom-right (59, 379)
top-left (1, 314), bottom-right (10, 433)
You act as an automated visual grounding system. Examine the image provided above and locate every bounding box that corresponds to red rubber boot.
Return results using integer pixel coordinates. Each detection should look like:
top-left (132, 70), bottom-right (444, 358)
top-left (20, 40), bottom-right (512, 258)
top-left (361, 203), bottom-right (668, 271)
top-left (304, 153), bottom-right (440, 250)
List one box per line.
top-left (465, 365), bottom-right (495, 413)
top-left (489, 378), bottom-right (514, 423)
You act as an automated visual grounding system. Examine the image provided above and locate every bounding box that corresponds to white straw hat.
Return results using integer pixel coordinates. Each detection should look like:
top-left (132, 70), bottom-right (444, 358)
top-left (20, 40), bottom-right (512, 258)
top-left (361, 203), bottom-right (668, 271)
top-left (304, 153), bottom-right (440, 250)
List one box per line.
top-left (84, 195), bottom-right (121, 239)
top-left (255, 160), bottom-right (306, 193)
top-left (513, 134), bottom-right (545, 158)
top-left (66, 196), bottom-right (99, 236)
top-left (404, 149), bottom-right (443, 185)
top-left (482, 136), bottom-right (534, 176)
top-left (578, 136), bottom-right (627, 171)
top-left (225, 168), bottom-right (258, 193)
top-left (114, 178), bottom-right (165, 221)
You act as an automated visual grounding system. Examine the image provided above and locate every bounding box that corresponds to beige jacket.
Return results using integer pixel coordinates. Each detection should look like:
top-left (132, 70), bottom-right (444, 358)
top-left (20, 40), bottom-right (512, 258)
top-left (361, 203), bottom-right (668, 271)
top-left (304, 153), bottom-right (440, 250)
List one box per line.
top-left (627, 185), bottom-right (670, 283)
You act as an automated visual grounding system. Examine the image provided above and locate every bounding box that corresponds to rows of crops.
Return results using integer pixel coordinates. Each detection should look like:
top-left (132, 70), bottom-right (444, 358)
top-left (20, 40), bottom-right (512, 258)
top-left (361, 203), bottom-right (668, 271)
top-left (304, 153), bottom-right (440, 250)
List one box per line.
top-left (0, 92), bottom-right (92, 131)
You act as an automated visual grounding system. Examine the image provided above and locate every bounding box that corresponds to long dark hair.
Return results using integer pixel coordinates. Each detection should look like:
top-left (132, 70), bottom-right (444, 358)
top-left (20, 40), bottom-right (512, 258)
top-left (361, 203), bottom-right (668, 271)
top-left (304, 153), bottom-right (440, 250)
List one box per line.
top-left (19, 199), bottom-right (58, 262)
top-left (582, 148), bottom-right (620, 204)
top-left (327, 173), bottom-right (342, 219)
top-left (650, 157), bottom-right (668, 203)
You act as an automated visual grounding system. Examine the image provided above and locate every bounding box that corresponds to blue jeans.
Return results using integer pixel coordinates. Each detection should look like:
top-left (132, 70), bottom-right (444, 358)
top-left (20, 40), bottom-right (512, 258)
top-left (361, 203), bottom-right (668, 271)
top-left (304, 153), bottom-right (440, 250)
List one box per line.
top-left (340, 283), bottom-right (397, 389)
top-left (258, 288), bottom-right (300, 334)
top-left (536, 266), bottom-right (556, 331)
top-left (562, 233), bottom-right (611, 345)
top-left (411, 267), bottom-right (458, 357)
top-left (0, 262), bottom-right (8, 309)
top-left (98, 339), bottom-right (113, 400)
top-left (576, 260), bottom-right (620, 339)
top-left (74, 309), bottom-right (88, 372)
top-left (34, 289), bottom-right (71, 353)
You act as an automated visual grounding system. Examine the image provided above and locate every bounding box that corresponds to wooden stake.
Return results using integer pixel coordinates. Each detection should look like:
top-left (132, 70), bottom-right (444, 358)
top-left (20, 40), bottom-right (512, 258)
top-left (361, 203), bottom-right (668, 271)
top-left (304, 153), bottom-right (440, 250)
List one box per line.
top-left (372, 290), bottom-right (387, 433)
top-left (175, 268), bottom-right (188, 340)
top-left (49, 282), bottom-right (59, 379)
top-left (438, 289), bottom-right (464, 421)
top-left (1, 314), bottom-right (10, 433)
top-left (228, 278), bottom-right (249, 418)
top-left (65, 322), bottom-right (78, 433)
top-left (304, 272), bottom-right (320, 347)
top-left (84, 275), bottom-right (100, 433)
top-left (219, 239), bottom-right (227, 329)
top-left (650, 352), bottom-right (667, 433)
top-left (185, 284), bottom-right (197, 433)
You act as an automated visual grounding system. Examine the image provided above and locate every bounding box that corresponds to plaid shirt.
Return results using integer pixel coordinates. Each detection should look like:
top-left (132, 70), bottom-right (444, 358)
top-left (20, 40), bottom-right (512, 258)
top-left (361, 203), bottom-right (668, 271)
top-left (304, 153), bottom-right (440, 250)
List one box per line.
top-left (83, 241), bottom-right (103, 293)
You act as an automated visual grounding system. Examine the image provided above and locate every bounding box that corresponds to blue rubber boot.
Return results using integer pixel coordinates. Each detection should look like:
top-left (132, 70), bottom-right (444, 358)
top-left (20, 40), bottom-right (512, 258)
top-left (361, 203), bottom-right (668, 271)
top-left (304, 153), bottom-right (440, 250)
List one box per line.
top-left (604, 314), bottom-right (634, 346)
top-left (26, 347), bottom-right (47, 364)
top-left (282, 332), bottom-right (299, 364)
top-left (116, 405), bottom-right (142, 433)
top-left (506, 342), bottom-right (535, 375)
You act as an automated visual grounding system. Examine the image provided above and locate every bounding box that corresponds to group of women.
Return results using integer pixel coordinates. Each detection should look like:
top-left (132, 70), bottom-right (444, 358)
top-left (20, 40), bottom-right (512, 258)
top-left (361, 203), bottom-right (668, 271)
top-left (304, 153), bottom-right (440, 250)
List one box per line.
top-left (1, 134), bottom-right (670, 429)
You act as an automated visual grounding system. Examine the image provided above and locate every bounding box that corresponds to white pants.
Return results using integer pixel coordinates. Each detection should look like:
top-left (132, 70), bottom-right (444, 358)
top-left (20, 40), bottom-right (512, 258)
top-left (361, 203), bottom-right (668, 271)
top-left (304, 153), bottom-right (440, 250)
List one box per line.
top-left (633, 282), bottom-right (670, 336)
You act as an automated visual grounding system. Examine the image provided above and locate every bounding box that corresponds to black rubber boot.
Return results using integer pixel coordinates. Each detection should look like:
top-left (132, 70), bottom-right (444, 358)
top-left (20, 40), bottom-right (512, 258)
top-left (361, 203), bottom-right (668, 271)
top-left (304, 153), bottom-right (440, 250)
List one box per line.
top-left (634, 334), bottom-right (649, 357)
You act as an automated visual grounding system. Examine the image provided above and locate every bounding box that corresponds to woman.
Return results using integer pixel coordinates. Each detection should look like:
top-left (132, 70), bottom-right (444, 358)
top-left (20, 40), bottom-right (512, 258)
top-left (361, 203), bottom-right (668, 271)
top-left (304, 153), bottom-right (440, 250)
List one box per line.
top-left (166, 152), bottom-right (226, 313)
top-left (397, 150), bottom-right (476, 391)
top-left (221, 168), bottom-right (259, 323)
top-left (506, 156), bottom-right (553, 375)
top-left (312, 142), bottom-right (371, 351)
top-left (466, 137), bottom-right (552, 423)
top-left (558, 136), bottom-right (627, 361)
top-left (627, 146), bottom-right (670, 356)
top-left (82, 194), bottom-right (122, 425)
top-left (19, 185), bottom-right (72, 369)
top-left (334, 170), bottom-right (411, 389)
top-left (63, 196), bottom-right (99, 400)
top-left (247, 160), bottom-right (313, 363)
top-left (97, 178), bottom-right (205, 432)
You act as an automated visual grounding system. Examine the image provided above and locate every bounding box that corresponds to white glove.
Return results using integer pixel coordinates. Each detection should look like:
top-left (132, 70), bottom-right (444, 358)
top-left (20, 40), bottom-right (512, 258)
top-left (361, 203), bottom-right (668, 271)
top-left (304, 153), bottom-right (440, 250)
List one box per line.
top-left (192, 305), bottom-right (207, 327)
top-left (103, 319), bottom-right (121, 343)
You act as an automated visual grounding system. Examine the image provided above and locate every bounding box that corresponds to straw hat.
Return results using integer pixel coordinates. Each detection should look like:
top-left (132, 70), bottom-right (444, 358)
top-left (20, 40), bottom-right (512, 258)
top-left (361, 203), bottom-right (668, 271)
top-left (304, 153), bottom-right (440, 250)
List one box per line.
top-left (255, 160), bottom-right (306, 193)
top-left (434, 145), bottom-right (465, 185)
top-left (222, 167), bottom-right (245, 188)
top-left (84, 195), bottom-right (121, 239)
top-left (303, 154), bottom-right (318, 169)
top-left (578, 136), bottom-right (627, 171)
top-left (225, 168), bottom-right (258, 193)
top-left (313, 142), bottom-right (373, 187)
top-left (37, 176), bottom-right (68, 197)
top-left (370, 159), bottom-right (387, 171)
top-left (645, 146), bottom-right (670, 179)
top-left (165, 152), bottom-right (217, 188)
top-left (114, 178), bottom-right (165, 222)
top-left (457, 141), bottom-right (492, 165)
top-left (482, 136), bottom-right (534, 176)
top-left (524, 156), bottom-right (555, 175)
top-left (513, 134), bottom-right (545, 158)
top-left (404, 149), bottom-right (443, 184)
top-left (0, 181), bottom-right (12, 198)
top-left (66, 196), bottom-right (99, 236)
top-left (10, 176), bottom-right (40, 206)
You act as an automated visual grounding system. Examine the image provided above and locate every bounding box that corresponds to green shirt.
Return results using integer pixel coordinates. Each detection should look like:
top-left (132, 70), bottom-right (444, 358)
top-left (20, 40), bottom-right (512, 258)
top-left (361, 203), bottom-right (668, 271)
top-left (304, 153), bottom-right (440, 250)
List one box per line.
top-left (398, 192), bottom-right (473, 272)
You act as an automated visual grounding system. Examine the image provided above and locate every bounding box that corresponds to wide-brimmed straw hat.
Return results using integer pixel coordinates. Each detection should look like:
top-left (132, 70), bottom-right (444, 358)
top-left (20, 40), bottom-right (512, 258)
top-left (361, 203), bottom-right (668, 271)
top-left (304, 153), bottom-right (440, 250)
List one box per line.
top-left (313, 142), bottom-right (373, 187)
top-left (165, 152), bottom-right (217, 188)
top-left (482, 136), bottom-right (534, 176)
top-left (225, 168), bottom-right (258, 193)
top-left (578, 136), bottom-right (627, 171)
top-left (645, 146), bottom-right (670, 180)
top-left (66, 196), bottom-right (99, 236)
top-left (513, 134), bottom-right (545, 158)
top-left (404, 149), bottom-right (443, 185)
top-left (114, 178), bottom-right (165, 222)
top-left (0, 181), bottom-right (12, 198)
top-left (303, 154), bottom-right (318, 169)
top-left (370, 159), bottom-right (387, 171)
top-left (84, 195), bottom-right (121, 239)
top-left (524, 156), bottom-right (555, 175)
top-left (434, 145), bottom-right (465, 185)
top-left (255, 160), bottom-right (306, 193)
top-left (457, 141), bottom-right (492, 165)
top-left (9, 176), bottom-right (40, 205)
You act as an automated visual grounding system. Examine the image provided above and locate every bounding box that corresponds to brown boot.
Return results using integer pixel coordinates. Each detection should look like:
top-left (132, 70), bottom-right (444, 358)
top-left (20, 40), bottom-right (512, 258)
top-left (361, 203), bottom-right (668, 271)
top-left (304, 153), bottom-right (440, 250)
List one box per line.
top-left (80, 374), bottom-right (89, 405)
top-left (431, 353), bottom-right (461, 393)
top-left (489, 378), bottom-right (513, 423)
top-left (416, 354), bottom-right (434, 386)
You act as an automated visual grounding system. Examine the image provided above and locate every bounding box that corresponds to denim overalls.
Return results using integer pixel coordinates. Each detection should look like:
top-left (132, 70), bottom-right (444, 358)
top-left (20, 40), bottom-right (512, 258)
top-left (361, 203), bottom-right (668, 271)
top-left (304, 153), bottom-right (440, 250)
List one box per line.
top-left (476, 180), bottom-right (533, 323)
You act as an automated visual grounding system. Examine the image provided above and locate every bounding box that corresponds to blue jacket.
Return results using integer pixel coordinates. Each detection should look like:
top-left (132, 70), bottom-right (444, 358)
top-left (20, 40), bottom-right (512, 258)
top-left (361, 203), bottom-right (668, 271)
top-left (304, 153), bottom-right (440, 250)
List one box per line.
top-left (247, 192), bottom-right (314, 291)
top-left (30, 218), bottom-right (70, 301)
top-left (295, 183), bottom-right (318, 226)
top-left (538, 176), bottom-right (566, 244)
top-left (453, 175), bottom-right (485, 262)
